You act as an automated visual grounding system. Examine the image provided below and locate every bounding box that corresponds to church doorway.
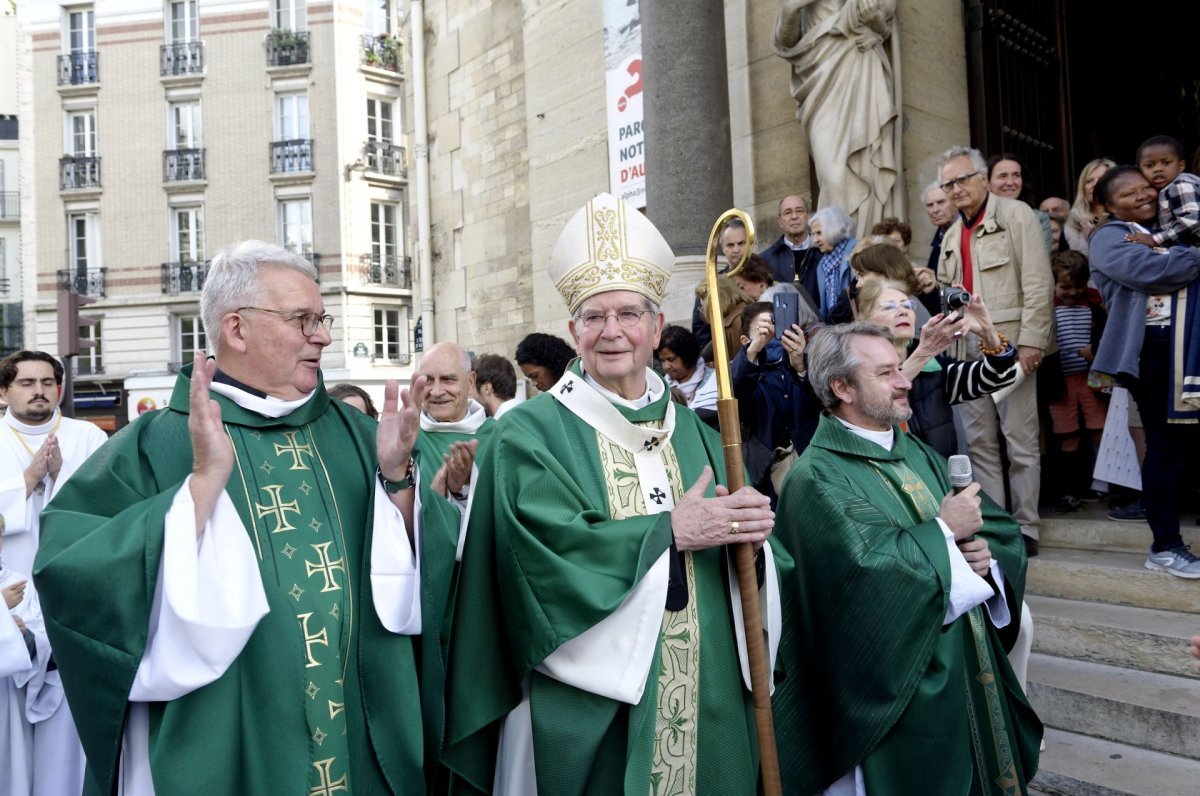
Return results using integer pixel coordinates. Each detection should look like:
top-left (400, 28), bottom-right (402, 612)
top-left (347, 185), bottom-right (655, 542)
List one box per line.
top-left (964, 0), bottom-right (1200, 201)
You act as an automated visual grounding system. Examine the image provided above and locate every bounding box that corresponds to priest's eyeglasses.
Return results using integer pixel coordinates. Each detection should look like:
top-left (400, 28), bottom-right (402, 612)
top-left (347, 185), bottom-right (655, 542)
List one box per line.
top-left (576, 308), bottom-right (654, 331)
top-left (237, 306), bottom-right (335, 336)
top-left (939, 171), bottom-right (980, 192)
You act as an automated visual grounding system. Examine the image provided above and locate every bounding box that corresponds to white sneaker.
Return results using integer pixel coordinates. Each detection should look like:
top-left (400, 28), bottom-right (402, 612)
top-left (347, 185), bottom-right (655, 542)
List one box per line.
top-left (1145, 545), bottom-right (1200, 579)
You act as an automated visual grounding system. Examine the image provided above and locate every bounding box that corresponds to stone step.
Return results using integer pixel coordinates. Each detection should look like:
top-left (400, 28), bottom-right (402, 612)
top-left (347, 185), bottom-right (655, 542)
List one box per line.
top-left (1027, 595), bottom-right (1200, 680)
top-left (1026, 548), bottom-right (1200, 615)
top-left (1040, 516), bottom-right (1200, 555)
top-left (1027, 653), bottom-right (1200, 758)
top-left (1031, 727), bottom-right (1200, 796)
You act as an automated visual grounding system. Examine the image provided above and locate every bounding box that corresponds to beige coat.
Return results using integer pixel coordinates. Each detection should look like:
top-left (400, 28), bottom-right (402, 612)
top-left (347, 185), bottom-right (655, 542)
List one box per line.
top-left (938, 193), bottom-right (1054, 352)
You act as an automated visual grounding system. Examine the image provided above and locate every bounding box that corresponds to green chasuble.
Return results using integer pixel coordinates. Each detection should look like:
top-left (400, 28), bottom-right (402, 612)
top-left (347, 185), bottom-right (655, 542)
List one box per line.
top-left (442, 363), bottom-right (791, 796)
top-left (33, 366), bottom-right (423, 795)
top-left (772, 414), bottom-right (1042, 795)
top-left (411, 405), bottom-right (495, 785)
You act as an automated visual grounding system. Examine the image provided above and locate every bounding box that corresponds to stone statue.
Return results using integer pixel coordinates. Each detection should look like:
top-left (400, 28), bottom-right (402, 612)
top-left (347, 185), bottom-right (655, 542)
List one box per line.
top-left (774, 0), bottom-right (899, 239)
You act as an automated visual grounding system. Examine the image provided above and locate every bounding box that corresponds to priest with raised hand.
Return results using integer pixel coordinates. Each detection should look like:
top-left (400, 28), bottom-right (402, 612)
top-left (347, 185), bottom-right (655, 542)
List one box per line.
top-left (442, 193), bottom-right (784, 795)
top-left (34, 241), bottom-right (429, 794)
top-left (410, 340), bottom-right (495, 788)
top-left (771, 322), bottom-right (1042, 794)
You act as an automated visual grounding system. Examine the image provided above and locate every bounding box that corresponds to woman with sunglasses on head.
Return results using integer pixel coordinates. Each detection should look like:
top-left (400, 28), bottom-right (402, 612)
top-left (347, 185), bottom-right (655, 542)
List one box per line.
top-left (856, 278), bottom-right (1017, 458)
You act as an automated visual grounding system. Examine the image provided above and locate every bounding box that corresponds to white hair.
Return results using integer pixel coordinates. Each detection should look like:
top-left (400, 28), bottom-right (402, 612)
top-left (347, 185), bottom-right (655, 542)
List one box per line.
top-left (922, 180), bottom-right (945, 202)
top-left (809, 207), bottom-right (855, 246)
top-left (200, 240), bottom-right (317, 345)
top-left (937, 146), bottom-right (988, 178)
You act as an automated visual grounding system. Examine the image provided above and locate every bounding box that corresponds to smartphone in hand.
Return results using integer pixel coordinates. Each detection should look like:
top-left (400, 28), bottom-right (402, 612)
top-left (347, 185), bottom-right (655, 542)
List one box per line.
top-left (773, 294), bottom-right (799, 339)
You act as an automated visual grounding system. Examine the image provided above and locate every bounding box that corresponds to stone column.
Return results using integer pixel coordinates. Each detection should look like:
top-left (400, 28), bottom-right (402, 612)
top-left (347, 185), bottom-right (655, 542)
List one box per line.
top-left (642, 0), bottom-right (733, 257)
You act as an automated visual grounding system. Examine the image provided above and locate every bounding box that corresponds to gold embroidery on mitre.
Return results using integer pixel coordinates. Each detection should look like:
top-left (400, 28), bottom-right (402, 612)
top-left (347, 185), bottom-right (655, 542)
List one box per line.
top-left (555, 262), bottom-right (670, 313)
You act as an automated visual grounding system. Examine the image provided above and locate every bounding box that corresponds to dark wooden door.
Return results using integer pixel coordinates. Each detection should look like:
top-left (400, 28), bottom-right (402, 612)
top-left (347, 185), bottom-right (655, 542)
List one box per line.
top-left (964, 0), bottom-right (1072, 199)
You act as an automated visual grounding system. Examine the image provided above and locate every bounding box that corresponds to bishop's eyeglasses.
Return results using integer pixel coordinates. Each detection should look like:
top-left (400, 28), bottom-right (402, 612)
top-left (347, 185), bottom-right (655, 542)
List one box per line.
top-left (576, 308), bottom-right (654, 331)
top-left (238, 306), bottom-right (335, 336)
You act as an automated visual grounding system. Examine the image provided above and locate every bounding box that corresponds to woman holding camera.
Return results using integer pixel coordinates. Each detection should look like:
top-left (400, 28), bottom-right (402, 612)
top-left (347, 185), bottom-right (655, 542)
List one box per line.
top-left (857, 278), bottom-right (1018, 458)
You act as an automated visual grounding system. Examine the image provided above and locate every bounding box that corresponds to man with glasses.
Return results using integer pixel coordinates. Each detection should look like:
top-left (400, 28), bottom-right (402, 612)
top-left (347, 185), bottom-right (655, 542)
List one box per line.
top-left (443, 193), bottom-right (783, 794)
top-left (936, 146), bottom-right (1053, 557)
top-left (761, 194), bottom-right (823, 310)
top-left (35, 241), bottom-right (429, 793)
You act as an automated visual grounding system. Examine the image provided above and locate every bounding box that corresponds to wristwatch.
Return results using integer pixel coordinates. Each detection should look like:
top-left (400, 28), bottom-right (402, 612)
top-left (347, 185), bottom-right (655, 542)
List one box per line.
top-left (380, 458), bottom-right (415, 493)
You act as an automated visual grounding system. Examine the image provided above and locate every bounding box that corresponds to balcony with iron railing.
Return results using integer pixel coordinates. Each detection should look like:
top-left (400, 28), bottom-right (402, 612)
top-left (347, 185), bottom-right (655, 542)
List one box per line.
top-left (161, 260), bottom-right (209, 295)
top-left (361, 34), bottom-right (402, 74)
top-left (363, 140), bottom-right (407, 179)
top-left (60, 156), bottom-right (101, 190)
top-left (358, 254), bottom-right (412, 289)
top-left (163, 149), bottom-right (205, 182)
top-left (161, 40), bottom-right (204, 76)
top-left (0, 192), bottom-right (18, 220)
top-left (57, 267), bottom-right (106, 297)
top-left (270, 139), bottom-right (313, 174)
top-left (267, 29), bottom-right (310, 67)
top-left (58, 51), bottom-right (99, 86)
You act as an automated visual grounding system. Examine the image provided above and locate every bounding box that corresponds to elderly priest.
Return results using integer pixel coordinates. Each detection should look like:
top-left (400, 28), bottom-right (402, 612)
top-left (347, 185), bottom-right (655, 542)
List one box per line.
top-left (35, 241), bottom-right (430, 794)
top-left (442, 193), bottom-right (785, 795)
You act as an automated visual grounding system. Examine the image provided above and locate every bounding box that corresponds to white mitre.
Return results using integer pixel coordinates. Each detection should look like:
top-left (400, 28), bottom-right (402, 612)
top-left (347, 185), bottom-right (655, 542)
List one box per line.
top-left (548, 193), bottom-right (675, 313)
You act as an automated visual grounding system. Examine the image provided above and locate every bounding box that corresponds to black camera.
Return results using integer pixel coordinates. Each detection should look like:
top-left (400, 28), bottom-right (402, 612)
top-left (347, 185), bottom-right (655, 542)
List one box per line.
top-left (941, 288), bottom-right (971, 318)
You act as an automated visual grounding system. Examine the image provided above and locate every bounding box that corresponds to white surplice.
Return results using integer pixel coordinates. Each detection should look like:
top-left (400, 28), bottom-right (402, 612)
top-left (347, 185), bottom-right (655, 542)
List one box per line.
top-left (117, 383), bottom-right (421, 795)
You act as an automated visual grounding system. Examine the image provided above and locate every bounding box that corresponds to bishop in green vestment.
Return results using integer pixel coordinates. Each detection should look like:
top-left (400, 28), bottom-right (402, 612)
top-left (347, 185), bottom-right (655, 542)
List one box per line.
top-left (771, 323), bottom-right (1042, 795)
top-left (442, 193), bottom-right (785, 795)
top-left (34, 243), bottom-right (430, 795)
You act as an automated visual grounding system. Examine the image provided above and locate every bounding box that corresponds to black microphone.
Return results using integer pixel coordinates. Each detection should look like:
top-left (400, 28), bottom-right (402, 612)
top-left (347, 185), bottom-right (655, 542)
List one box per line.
top-left (948, 455), bottom-right (973, 495)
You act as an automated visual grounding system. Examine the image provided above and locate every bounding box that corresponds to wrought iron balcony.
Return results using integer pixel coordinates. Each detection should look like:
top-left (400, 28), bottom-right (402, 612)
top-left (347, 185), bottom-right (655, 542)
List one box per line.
top-left (358, 254), bottom-right (412, 289)
top-left (363, 140), bottom-right (406, 178)
top-left (267, 29), bottom-right (310, 66)
top-left (60, 156), bottom-right (101, 190)
top-left (0, 192), bottom-right (17, 220)
top-left (270, 139), bottom-right (313, 174)
top-left (161, 260), bottom-right (209, 295)
top-left (361, 34), bottom-right (402, 73)
top-left (161, 40), bottom-right (204, 76)
top-left (58, 51), bottom-right (99, 85)
top-left (163, 149), bottom-right (205, 182)
top-left (57, 268), bottom-right (106, 297)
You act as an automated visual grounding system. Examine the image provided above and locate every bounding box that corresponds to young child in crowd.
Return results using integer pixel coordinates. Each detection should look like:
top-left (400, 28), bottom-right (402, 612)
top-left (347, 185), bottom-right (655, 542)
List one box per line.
top-left (1127, 134), bottom-right (1200, 249)
top-left (1045, 252), bottom-right (1108, 512)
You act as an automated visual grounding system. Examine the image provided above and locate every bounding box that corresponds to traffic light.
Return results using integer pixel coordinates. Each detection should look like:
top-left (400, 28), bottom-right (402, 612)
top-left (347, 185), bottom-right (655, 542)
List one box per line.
top-left (56, 289), bottom-right (100, 358)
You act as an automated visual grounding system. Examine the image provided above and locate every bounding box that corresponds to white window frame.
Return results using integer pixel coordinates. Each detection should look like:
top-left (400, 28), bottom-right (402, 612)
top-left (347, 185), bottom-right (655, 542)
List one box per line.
top-left (373, 305), bottom-right (408, 362)
top-left (65, 110), bottom-right (97, 157)
top-left (366, 97), bottom-right (395, 144)
top-left (171, 206), bottom-right (204, 263)
top-left (370, 201), bottom-right (401, 262)
top-left (65, 8), bottom-right (95, 53)
top-left (278, 198), bottom-right (313, 255)
top-left (175, 312), bottom-right (207, 362)
top-left (77, 320), bottom-right (102, 375)
top-left (68, 212), bottom-right (100, 273)
top-left (363, 0), bottom-right (392, 35)
top-left (275, 93), bottom-right (310, 140)
top-left (274, 0), bottom-right (307, 30)
top-left (168, 100), bottom-right (202, 149)
top-left (166, 0), bottom-right (199, 44)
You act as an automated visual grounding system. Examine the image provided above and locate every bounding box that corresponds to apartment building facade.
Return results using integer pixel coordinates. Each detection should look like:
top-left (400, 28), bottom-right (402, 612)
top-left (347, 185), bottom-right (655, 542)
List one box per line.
top-left (1, 13), bottom-right (21, 360)
top-left (21, 0), bottom-right (414, 430)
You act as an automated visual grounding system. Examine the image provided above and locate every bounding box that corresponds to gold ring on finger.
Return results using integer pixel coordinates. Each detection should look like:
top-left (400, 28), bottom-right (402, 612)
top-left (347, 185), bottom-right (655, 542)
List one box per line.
top-left (730, 521), bottom-right (741, 535)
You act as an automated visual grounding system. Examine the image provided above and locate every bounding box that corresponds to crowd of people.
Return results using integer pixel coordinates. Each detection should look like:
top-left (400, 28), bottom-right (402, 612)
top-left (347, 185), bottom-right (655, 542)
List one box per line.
top-left (0, 134), bottom-right (1198, 794)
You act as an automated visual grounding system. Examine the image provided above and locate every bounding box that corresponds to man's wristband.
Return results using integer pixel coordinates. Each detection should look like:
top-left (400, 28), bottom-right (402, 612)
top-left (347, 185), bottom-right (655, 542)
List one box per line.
top-left (380, 458), bottom-right (415, 493)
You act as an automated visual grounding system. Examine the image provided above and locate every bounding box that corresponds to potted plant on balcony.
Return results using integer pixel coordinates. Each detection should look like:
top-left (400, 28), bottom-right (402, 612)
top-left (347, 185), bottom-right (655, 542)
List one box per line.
top-left (377, 34), bottom-right (402, 71)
